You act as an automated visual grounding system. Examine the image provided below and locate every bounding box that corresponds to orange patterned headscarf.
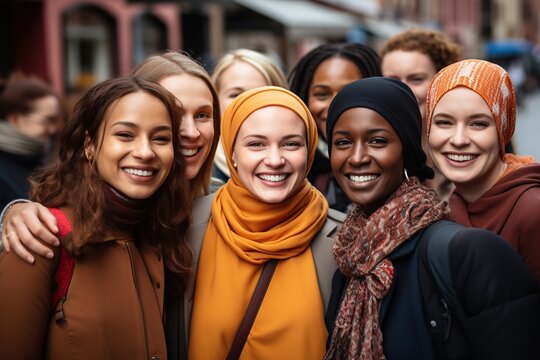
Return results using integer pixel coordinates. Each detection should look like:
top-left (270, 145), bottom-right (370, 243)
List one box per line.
top-left (425, 59), bottom-right (516, 157)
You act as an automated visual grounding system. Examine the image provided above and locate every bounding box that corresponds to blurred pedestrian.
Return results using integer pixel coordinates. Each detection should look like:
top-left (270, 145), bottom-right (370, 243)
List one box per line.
top-left (380, 28), bottom-right (462, 200)
top-left (288, 43), bottom-right (381, 212)
top-left (0, 73), bottom-right (60, 210)
top-left (211, 48), bottom-right (288, 183)
top-left (426, 59), bottom-right (540, 282)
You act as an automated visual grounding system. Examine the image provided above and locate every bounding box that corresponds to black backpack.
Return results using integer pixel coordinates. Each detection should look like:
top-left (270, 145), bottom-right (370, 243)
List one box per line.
top-left (418, 220), bottom-right (473, 360)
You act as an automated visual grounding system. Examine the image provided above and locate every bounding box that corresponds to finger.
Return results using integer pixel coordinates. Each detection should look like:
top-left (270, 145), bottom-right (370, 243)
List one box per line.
top-left (2, 230), bottom-right (11, 253)
top-left (10, 218), bottom-right (55, 260)
top-left (36, 205), bottom-right (59, 235)
top-left (13, 206), bottom-right (59, 247)
top-left (6, 231), bottom-right (35, 264)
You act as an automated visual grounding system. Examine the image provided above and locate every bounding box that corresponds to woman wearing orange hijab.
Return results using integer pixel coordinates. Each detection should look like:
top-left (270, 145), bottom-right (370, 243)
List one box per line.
top-left (188, 86), bottom-right (338, 359)
top-left (426, 59), bottom-right (540, 282)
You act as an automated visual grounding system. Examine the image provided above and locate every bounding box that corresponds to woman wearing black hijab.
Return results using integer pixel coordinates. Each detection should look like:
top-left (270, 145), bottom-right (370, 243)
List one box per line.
top-left (324, 77), bottom-right (539, 359)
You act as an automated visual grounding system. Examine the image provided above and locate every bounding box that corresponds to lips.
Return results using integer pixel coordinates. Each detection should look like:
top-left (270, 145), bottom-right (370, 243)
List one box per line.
top-left (258, 173), bottom-right (288, 182)
top-left (123, 168), bottom-right (155, 177)
top-left (181, 147), bottom-right (200, 157)
top-left (445, 153), bottom-right (478, 162)
top-left (348, 174), bottom-right (379, 183)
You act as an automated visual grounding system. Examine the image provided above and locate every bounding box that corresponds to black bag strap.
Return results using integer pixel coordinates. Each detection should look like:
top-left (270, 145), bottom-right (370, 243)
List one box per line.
top-left (419, 220), bottom-right (470, 359)
top-left (226, 259), bottom-right (278, 360)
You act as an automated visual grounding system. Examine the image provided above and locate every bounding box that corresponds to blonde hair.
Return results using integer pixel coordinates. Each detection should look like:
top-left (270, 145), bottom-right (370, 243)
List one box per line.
top-left (132, 51), bottom-right (220, 199)
top-left (211, 49), bottom-right (288, 90)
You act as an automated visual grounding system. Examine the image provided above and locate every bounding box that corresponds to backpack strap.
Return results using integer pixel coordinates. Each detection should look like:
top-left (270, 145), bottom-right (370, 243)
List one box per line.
top-left (48, 208), bottom-right (75, 324)
top-left (419, 219), bottom-right (469, 359)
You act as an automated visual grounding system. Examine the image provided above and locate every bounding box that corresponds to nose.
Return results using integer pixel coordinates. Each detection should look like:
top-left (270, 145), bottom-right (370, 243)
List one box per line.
top-left (348, 143), bottom-right (370, 167)
top-left (263, 146), bottom-right (285, 167)
top-left (132, 137), bottom-right (156, 161)
top-left (449, 123), bottom-right (471, 147)
top-left (180, 116), bottom-right (200, 139)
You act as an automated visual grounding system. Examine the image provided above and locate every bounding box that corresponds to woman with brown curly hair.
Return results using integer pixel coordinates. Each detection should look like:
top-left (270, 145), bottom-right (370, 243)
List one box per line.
top-left (0, 51), bottom-right (220, 262)
top-left (0, 77), bottom-right (192, 358)
top-left (381, 28), bottom-right (462, 200)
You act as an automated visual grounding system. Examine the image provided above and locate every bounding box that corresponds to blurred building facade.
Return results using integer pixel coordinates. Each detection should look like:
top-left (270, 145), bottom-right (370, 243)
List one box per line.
top-left (2, 0), bottom-right (540, 99)
top-left (1, 0), bottom-right (181, 96)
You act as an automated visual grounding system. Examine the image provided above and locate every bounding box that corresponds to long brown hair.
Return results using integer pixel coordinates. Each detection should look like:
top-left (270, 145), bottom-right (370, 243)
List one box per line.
top-left (132, 51), bottom-right (220, 199)
top-left (30, 77), bottom-right (192, 292)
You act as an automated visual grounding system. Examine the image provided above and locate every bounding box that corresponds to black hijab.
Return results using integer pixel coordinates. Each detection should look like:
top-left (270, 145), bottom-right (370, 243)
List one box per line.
top-left (326, 77), bottom-right (433, 181)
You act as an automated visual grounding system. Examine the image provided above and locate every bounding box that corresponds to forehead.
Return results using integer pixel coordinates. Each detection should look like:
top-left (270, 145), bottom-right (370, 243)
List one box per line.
top-left (382, 50), bottom-right (435, 73)
top-left (220, 61), bottom-right (268, 89)
top-left (238, 106), bottom-right (306, 136)
top-left (335, 107), bottom-right (396, 133)
top-left (160, 73), bottom-right (212, 98)
top-left (312, 57), bottom-right (362, 82)
top-left (434, 87), bottom-right (491, 113)
top-left (102, 91), bottom-right (170, 126)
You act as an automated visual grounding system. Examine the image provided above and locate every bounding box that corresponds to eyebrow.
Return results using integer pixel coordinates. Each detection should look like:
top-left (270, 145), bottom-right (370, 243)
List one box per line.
top-left (241, 134), bottom-right (304, 140)
top-left (334, 128), bottom-right (391, 136)
top-left (433, 112), bottom-right (493, 120)
top-left (110, 121), bottom-right (172, 131)
top-left (310, 84), bottom-right (330, 90)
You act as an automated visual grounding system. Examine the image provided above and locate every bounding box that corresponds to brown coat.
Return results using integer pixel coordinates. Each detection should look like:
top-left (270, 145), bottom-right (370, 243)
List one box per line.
top-left (0, 224), bottom-right (167, 359)
top-left (450, 164), bottom-right (540, 282)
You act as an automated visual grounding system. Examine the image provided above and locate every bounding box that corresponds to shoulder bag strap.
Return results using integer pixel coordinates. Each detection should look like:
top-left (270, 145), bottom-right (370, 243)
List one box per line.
top-left (226, 259), bottom-right (278, 360)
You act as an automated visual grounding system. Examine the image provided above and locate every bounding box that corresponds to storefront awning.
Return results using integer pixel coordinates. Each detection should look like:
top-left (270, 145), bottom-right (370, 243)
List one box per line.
top-left (233, 0), bottom-right (358, 38)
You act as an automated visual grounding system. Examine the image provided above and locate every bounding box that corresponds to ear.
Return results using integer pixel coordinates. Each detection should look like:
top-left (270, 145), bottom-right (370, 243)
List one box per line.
top-left (232, 151), bottom-right (238, 168)
top-left (84, 133), bottom-right (95, 161)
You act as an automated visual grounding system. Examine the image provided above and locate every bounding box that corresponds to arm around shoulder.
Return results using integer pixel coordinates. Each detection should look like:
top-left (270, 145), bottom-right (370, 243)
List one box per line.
top-left (449, 228), bottom-right (540, 360)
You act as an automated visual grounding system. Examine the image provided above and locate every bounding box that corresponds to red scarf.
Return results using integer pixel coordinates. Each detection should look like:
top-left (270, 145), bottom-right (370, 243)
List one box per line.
top-left (325, 178), bottom-right (448, 359)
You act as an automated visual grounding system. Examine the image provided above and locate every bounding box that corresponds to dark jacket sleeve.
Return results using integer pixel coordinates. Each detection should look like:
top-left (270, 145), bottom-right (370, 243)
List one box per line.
top-left (0, 243), bottom-right (59, 358)
top-left (450, 228), bottom-right (540, 360)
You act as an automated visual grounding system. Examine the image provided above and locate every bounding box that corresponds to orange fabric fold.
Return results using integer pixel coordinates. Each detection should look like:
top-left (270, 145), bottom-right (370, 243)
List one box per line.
top-left (189, 86), bottom-right (329, 359)
top-left (501, 153), bottom-right (536, 179)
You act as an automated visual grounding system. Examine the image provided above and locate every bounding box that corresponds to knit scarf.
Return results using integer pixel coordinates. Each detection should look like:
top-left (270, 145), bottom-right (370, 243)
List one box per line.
top-left (0, 121), bottom-right (46, 156)
top-left (325, 178), bottom-right (448, 359)
top-left (103, 185), bottom-right (149, 234)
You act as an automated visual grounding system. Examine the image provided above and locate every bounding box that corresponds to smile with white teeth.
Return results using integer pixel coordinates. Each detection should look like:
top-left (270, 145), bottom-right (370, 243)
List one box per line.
top-left (258, 174), bottom-right (287, 182)
top-left (181, 148), bottom-right (199, 157)
top-left (446, 153), bottom-right (477, 162)
top-left (124, 168), bottom-right (155, 177)
top-left (349, 174), bottom-right (378, 183)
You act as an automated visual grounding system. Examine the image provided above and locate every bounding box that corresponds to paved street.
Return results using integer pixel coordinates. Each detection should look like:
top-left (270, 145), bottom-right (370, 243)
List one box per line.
top-left (514, 90), bottom-right (540, 160)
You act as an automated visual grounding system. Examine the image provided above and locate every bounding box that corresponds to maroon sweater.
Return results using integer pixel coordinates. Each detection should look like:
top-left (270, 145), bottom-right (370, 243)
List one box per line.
top-left (450, 163), bottom-right (540, 282)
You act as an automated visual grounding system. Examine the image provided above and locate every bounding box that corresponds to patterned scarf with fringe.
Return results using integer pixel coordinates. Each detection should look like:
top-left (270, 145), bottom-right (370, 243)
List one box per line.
top-left (325, 178), bottom-right (448, 359)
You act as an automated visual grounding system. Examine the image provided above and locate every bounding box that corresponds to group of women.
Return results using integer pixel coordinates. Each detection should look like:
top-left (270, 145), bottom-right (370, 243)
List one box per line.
top-left (1, 28), bottom-right (539, 359)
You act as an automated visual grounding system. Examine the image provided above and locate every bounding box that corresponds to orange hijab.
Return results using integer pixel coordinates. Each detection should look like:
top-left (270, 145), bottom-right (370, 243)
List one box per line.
top-left (425, 59), bottom-right (516, 158)
top-left (189, 86), bottom-right (329, 359)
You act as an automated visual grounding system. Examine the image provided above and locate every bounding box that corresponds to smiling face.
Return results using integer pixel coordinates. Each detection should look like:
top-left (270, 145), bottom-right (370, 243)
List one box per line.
top-left (381, 50), bottom-right (437, 119)
top-left (232, 106), bottom-right (308, 203)
top-left (428, 87), bottom-right (505, 202)
top-left (87, 91), bottom-right (174, 200)
top-left (217, 61), bottom-right (269, 114)
top-left (159, 74), bottom-right (215, 181)
top-left (330, 107), bottom-right (404, 214)
top-left (308, 57), bottom-right (363, 140)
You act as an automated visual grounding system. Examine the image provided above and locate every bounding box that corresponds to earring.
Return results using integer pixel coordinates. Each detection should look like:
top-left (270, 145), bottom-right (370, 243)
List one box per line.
top-left (404, 168), bottom-right (410, 182)
top-left (233, 162), bottom-right (237, 168)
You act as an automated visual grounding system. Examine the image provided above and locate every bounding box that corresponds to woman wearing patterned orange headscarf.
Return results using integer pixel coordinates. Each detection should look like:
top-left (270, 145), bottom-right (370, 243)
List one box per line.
top-left (188, 86), bottom-right (343, 359)
top-left (426, 59), bottom-right (540, 282)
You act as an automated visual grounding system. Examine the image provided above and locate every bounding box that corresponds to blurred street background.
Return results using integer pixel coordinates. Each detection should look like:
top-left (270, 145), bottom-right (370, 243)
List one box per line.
top-left (1, 0), bottom-right (539, 158)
